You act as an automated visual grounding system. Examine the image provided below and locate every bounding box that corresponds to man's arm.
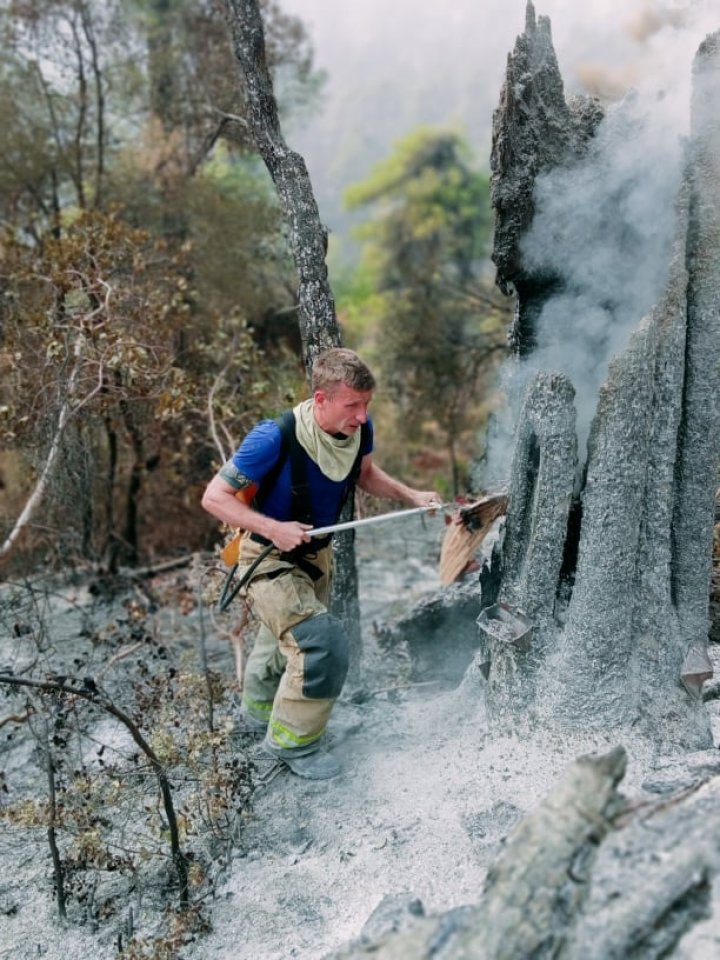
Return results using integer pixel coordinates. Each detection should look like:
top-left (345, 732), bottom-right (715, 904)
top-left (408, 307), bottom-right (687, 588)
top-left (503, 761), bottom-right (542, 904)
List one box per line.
top-left (201, 474), bottom-right (311, 552)
top-left (357, 454), bottom-right (442, 509)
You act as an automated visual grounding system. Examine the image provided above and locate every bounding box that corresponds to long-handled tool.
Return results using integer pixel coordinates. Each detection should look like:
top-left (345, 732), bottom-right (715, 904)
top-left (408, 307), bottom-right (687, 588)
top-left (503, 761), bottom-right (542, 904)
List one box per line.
top-left (308, 503), bottom-right (445, 537)
top-left (217, 503), bottom-right (447, 612)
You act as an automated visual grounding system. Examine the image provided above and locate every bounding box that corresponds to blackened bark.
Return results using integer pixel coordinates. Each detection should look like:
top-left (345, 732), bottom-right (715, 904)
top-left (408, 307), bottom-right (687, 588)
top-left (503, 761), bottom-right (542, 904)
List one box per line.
top-left (224, 0), bottom-right (342, 371)
top-left (672, 33), bottom-right (720, 647)
top-left (119, 399), bottom-right (144, 566)
top-left (44, 739), bottom-right (67, 920)
top-left (490, 1), bottom-right (602, 353)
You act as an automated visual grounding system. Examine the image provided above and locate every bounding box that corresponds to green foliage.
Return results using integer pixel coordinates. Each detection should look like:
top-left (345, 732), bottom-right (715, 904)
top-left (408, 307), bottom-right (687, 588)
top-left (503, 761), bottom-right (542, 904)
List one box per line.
top-left (0, 0), bottom-right (316, 571)
top-left (341, 127), bottom-right (508, 493)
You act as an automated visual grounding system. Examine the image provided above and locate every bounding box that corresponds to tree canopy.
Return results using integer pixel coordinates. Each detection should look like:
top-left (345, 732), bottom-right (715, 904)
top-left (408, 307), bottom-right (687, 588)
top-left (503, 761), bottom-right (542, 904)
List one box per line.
top-left (0, 0), bottom-right (321, 570)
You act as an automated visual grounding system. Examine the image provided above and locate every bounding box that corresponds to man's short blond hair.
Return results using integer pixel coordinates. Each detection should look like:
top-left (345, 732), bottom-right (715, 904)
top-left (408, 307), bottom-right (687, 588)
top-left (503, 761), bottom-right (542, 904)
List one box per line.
top-left (312, 348), bottom-right (376, 395)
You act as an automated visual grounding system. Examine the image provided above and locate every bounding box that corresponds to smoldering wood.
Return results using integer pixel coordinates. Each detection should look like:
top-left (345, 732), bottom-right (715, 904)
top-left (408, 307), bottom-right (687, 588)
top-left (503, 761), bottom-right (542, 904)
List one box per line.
top-left (565, 770), bottom-right (720, 959)
top-left (673, 32), bottom-right (720, 646)
top-left (455, 746), bottom-right (628, 959)
top-left (335, 20), bottom-right (720, 958)
top-left (328, 748), bottom-right (720, 959)
top-left (373, 579), bottom-right (485, 688)
top-left (490, 1), bottom-right (603, 354)
top-left (498, 370), bottom-right (575, 627)
top-left (478, 8), bottom-right (720, 750)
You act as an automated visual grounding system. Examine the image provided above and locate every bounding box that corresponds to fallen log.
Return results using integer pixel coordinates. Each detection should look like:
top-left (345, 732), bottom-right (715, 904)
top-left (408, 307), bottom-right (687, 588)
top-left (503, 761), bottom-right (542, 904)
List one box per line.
top-left (328, 744), bottom-right (720, 959)
top-left (327, 747), bottom-right (628, 959)
top-left (455, 746), bottom-right (628, 959)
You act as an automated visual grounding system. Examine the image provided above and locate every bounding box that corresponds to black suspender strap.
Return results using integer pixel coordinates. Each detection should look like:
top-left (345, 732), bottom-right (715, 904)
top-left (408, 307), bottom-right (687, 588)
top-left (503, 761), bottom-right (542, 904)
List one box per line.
top-left (249, 412), bottom-right (370, 568)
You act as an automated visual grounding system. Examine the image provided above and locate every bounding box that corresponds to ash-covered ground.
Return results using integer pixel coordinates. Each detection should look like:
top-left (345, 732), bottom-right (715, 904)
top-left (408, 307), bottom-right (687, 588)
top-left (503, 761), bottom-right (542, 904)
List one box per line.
top-left (2, 515), bottom-right (720, 960)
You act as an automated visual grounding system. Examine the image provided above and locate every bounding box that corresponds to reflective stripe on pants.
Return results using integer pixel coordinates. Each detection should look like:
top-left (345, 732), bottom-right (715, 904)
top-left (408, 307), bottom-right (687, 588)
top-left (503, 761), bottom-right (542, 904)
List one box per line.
top-left (238, 536), bottom-right (348, 753)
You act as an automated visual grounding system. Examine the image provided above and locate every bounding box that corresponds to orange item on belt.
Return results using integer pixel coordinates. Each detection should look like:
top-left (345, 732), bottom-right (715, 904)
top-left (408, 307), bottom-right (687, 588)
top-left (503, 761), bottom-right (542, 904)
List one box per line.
top-left (220, 483), bottom-right (258, 566)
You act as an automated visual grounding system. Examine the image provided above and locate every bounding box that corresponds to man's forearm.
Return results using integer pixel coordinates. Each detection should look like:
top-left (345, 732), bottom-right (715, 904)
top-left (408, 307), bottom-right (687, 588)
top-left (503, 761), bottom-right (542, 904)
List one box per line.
top-left (201, 475), bottom-right (313, 552)
top-left (202, 478), bottom-right (276, 540)
top-left (358, 463), bottom-right (421, 505)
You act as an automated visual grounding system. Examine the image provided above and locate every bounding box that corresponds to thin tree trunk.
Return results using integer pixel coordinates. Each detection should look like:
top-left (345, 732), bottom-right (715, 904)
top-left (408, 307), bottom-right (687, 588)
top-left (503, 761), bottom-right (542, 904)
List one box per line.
top-left (103, 416), bottom-right (119, 571)
top-left (224, 0), bottom-right (363, 674)
top-left (44, 733), bottom-right (67, 921)
top-left (79, 1), bottom-right (106, 208)
top-left (119, 399), bottom-right (144, 566)
top-left (223, 0), bottom-right (343, 368)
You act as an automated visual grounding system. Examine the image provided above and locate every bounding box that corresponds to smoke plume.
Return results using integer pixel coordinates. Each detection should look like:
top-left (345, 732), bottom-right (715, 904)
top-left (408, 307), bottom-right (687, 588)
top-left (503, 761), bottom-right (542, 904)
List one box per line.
top-left (483, 1), bottom-right (719, 485)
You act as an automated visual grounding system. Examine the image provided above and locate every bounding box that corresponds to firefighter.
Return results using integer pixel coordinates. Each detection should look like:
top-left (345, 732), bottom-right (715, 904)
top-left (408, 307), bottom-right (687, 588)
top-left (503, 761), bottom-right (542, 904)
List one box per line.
top-left (201, 348), bottom-right (441, 779)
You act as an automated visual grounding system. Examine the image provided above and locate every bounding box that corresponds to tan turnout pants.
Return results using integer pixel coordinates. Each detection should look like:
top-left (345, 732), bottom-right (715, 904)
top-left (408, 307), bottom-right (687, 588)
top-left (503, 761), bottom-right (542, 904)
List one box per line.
top-left (238, 534), bottom-right (347, 755)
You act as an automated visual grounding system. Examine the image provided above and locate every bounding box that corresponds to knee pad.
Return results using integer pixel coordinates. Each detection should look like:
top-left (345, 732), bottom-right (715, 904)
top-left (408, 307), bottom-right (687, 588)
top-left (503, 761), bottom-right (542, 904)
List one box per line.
top-left (291, 613), bottom-right (349, 699)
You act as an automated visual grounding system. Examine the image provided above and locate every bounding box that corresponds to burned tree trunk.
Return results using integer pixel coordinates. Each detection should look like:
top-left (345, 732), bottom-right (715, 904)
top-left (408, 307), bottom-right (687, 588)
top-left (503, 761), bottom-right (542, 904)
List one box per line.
top-left (223, 0), bottom-right (363, 682)
top-left (478, 6), bottom-right (720, 749)
top-left (490, 1), bottom-right (603, 354)
top-left (223, 0), bottom-right (342, 368)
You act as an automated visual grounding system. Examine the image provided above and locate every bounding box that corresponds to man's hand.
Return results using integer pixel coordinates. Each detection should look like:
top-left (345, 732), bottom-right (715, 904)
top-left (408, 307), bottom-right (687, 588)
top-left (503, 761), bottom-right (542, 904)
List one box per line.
top-left (267, 520), bottom-right (313, 552)
top-left (409, 491), bottom-right (444, 512)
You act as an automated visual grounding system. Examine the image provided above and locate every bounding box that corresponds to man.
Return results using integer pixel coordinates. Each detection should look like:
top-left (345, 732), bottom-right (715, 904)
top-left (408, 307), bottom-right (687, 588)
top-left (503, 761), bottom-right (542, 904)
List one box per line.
top-left (201, 348), bottom-right (441, 780)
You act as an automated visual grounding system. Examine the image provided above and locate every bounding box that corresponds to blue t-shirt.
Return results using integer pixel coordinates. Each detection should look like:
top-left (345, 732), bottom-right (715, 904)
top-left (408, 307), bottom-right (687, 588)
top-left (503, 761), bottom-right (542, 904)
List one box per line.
top-left (225, 417), bottom-right (374, 528)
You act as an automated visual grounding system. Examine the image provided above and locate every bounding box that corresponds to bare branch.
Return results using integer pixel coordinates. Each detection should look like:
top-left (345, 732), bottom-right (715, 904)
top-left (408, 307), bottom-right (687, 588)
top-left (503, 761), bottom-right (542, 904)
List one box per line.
top-left (207, 364), bottom-right (234, 463)
top-left (93, 642), bottom-right (144, 681)
top-left (0, 709), bottom-right (33, 729)
top-left (207, 106), bottom-right (249, 130)
top-left (0, 672), bottom-right (190, 908)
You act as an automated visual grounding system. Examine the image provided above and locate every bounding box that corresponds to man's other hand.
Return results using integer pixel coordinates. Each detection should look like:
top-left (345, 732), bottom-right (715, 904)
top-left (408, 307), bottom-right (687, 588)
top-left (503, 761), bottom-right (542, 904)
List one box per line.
top-left (268, 520), bottom-right (313, 552)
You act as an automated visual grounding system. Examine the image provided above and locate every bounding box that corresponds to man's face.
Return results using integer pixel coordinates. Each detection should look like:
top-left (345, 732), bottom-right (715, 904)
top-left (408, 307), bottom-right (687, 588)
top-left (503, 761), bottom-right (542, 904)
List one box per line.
top-left (314, 383), bottom-right (373, 436)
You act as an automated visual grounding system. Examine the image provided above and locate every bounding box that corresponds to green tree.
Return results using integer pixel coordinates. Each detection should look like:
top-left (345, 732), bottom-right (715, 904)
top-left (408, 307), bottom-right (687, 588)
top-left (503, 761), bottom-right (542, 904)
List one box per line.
top-left (344, 128), bottom-right (508, 494)
top-left (0, 0), bottom-right (318, 571)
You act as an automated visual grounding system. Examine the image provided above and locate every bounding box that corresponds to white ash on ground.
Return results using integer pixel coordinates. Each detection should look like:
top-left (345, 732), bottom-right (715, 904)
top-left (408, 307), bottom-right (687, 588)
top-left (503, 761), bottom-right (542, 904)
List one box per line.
top-left (2, 516), bottom-right (720, 960)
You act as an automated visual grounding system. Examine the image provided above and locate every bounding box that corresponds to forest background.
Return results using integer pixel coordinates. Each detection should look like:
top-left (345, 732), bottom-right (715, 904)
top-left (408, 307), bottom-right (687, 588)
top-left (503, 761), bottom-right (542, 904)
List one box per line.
top-left (0, 0), bottom-right (519, 576)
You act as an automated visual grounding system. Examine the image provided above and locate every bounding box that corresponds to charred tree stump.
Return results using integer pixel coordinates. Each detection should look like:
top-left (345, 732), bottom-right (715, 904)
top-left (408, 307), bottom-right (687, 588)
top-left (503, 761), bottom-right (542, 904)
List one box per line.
top-left (478, 6), bottom-right (720, 750)
top-left (490, 1), bottom-right (603, 354)
top-left (482, 370), bottom-right (576, 726)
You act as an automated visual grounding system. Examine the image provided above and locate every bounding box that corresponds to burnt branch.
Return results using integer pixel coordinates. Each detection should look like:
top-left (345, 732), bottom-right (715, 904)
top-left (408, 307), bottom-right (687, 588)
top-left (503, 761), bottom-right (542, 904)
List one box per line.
top-left (0, 673), bottom-right (190, 909)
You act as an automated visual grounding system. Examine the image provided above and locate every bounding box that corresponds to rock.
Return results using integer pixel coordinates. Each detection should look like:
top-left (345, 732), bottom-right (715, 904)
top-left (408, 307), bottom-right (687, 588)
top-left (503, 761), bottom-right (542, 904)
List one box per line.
top-left (374, 579), bottom-right (484, 687)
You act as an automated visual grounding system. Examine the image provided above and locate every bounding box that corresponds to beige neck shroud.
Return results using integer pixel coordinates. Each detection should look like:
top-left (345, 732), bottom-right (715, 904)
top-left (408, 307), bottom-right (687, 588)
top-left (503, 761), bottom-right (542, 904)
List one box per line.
top-left (293, 399), bottom-right (361, 481)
